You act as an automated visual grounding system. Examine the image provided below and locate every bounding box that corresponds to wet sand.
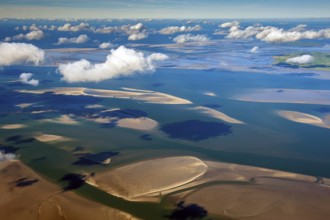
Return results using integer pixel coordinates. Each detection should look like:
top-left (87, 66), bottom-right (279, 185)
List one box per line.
top-left (40, 115), bottom-right (79, 125)
top-left (0, 160), bottom-right (138, 220)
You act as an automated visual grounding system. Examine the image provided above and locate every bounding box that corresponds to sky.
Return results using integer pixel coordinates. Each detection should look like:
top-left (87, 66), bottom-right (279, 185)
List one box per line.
top-left (0, 0), bottom-right (329, 19)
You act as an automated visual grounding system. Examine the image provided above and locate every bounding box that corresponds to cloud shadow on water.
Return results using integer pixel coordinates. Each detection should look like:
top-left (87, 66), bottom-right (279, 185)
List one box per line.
top-left (160, 120), bottom-right (232, 141)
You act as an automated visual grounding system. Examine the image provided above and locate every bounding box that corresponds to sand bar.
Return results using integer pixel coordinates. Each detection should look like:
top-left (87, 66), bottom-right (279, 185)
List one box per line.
top-left (117, 117), bottom-right (158, 130)
top-left (34, 134), bottom-right (71, 142)
top-left (89, 156), bottom-right (208, 201)
top-left (277, 110), bottom-right (330, 129)
top-left (191, 106), bottom-right (244, 124)
top-left (40, 115), bottom-right (79, 125)
top-left (0, 160), bottom-right (138, 220)
top-left (17, 87), bottom-right (192, 105)
top-left (1, 124), bottom-right (26, 129)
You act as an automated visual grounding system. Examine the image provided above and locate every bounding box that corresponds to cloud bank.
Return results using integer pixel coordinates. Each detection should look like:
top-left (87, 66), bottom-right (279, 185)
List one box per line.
top-left (286, 54), bottom-right (314, 64)
top-left (159, 25), bottom-right (201, 35)
top-left (0, 42), bottom-right (44, 66)
top-left (19, 73), bottom-right (39, 86)
top-left (222, 21), bottom-right (330, 42)
top-left (58, 46), bottom-right (168, 83)
top-left (56, 34), bottom-right (89, 45)
top-left (173, 34), bottom-right (209, 43)
top-left (5, 30), bottom-right (44, 41)
top-left (57, 23), bottom-right (90, 32)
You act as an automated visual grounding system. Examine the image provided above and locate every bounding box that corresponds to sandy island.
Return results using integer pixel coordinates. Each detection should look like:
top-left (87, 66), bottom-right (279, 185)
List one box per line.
top-left (88, 155), bottom-right (330, 219)
top-left (117, 117), bottom-right (158, 130)
top-left (40, 115), bottom-right (79, 125)
top-left (34, 134), bottom-right (72, 143)
top-left (0, 160), bottom-right (138, 220)
top-left (88, 156), bottom-right (208, 201)
top-left (277, 110), bottom-right (330, 129)
top-left (191, 106), bottom-right (244, 124)
top-left (16, 87), bottom-right (192, 105)
top-left (1, 124), bottom-right (26, 129)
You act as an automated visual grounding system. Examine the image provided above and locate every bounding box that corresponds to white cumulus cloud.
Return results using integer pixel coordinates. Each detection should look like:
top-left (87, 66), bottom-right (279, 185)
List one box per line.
top-left (173, 34), bottom-right (209, 43)
top-left (223, 22), bottom-right (330, 43)
top-left (0, 42), bottom-right (44, 66)
top-left (286, 54), bottom-right (314, 65)
top-left (58, 46), bottom-right (168, 83)
top-left (19, 73), bottom-right (39, 86)
top-left (220, 21), bottom-right (240, 28)
top-left (58, 23), bottom-right (90, 32)
top-left (6, 30), bottom-right (44, 41)
top-left (56, 34), bottom-right (89, 45)
top-left (99, 42), bottom-right (112, 49)
top-left (159, 25), bottom-right (201, 35)
top-left (0, 151), bottom-right (16, 162)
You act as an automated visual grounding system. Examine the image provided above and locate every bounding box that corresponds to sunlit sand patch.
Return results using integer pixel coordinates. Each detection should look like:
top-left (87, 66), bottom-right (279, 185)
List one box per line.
top-left (0, 160), bottom-right (139, 220)
top-left (40, 115), bottom-right (79, 125)
top-left (34, 134), bottom-right (71, 142)
top-left (88, 156), bottom-right (208, 201)
top-left (276, 110), bottom-right (330, 129)
top-left (16, 87), bottom-right (192, 105)
top-left (117, 117), bottom-right (158, 130)
top-left (191, 106), bottom-right (244, 124)
top-left (234, 88), bottom-right (330, 105)
top-left (1, 124), bottom-right (26, 129)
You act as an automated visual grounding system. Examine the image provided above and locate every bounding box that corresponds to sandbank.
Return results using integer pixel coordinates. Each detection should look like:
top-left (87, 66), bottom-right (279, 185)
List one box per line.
top-left (0, 160), bottom-right (138, 220)
top-left (1, 124), bottom-right (26, 129)
top-left (88, 156), bottom-right (208, 201)
top-left (191, 106), bottom-right (244, 124)
top-left (17, 87), bottom-right (192, 105)
top-left (40, 115), bottom-right (79, 125)
top-left (34, 134), bottom-right (71, 142)
top-left (277, 110), bottom-right (330, 129)
top-left (117, 117), bottom-right (158, 130)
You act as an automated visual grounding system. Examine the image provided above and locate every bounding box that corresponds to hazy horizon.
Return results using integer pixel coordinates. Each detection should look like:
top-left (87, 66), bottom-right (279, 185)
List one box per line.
top-left (0, 0), bottom-right (329, 19)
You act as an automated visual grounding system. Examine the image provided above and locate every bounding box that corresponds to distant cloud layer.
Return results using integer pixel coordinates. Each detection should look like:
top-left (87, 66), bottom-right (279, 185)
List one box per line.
top-left (159, 25), bottom-right (201, 35)
top-left (58, 46), bottom-right (168, 83)
top-left (0, 42), bottom-right (44, 66)
top-left (56, 34), bottom-right (89, 45)
top-left (57, 22), bottom-right (90, 32)
top-left (5, 30), bottom-right (44, 41)
top-left (173, 34), bottom-right (209, 43)
top-left (221, 21), bottom-right (330, 42)
top-left (286, 54), bottom-right (314, 64)
top-left (19, 72), bottom-right (39, 86)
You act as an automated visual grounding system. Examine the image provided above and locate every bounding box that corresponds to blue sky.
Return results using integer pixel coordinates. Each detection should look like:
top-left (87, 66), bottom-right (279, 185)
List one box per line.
top-left (0, 0), bottom-right (329, 19)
